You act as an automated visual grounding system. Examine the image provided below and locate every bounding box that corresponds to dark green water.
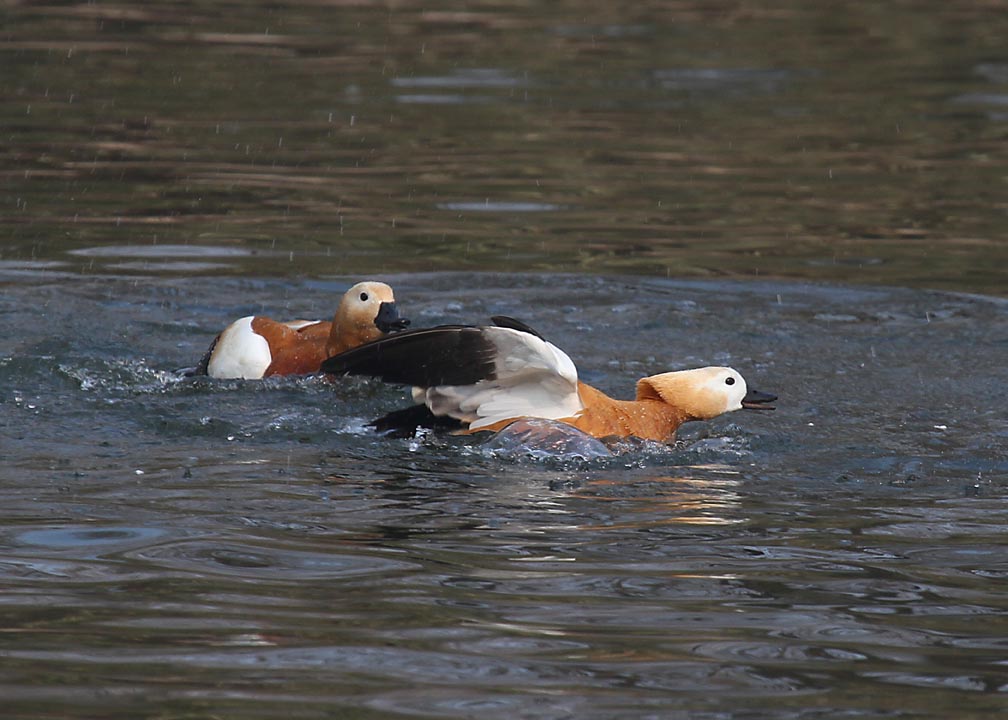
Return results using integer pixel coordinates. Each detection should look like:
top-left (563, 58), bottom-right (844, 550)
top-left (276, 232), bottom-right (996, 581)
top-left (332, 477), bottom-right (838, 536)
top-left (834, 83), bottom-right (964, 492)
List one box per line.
top-left (2, 2), bottom-right (1008, 719)
top-left (2, 0), bottom-right (1007, 292)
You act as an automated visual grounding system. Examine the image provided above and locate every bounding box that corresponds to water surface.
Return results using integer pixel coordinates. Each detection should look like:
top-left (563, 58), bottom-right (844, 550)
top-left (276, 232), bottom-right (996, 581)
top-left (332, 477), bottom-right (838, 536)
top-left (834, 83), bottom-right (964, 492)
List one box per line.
top-left (2, 270), bottom-right (1007, 718)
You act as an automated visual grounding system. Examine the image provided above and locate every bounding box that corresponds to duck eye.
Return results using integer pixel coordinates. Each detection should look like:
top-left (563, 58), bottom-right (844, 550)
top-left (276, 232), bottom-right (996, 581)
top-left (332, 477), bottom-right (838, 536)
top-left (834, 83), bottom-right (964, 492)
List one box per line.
top-left (359, 292), bottom-right (369, 302)
top-left (725, 377), bottom-right (735, 386)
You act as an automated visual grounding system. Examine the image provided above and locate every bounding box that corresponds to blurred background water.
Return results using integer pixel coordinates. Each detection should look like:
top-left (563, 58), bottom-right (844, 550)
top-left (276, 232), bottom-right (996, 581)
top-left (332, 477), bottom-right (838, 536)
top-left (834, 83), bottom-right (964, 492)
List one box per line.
top-left (2, 2), bottom-right (1008, 718)
top-left (3, 0), bottom-right (1007, 291)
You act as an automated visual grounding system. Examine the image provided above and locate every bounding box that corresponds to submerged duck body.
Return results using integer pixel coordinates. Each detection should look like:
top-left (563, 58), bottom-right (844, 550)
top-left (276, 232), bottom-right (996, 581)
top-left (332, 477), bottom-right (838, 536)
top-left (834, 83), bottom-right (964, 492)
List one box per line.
top-left (321, 316), bottom-right (776, 443)
top-left (195, 281), bottom-right (409, 379)
top-left (480, 417), bottom-right (614, 459)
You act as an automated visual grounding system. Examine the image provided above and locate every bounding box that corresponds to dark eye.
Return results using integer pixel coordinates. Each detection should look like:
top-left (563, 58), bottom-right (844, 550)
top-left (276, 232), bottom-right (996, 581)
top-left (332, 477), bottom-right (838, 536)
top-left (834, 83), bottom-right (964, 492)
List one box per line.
top-left (359, 292), bottom-right (369, 301)
top-left (725, 377), bottom-right (735, 386)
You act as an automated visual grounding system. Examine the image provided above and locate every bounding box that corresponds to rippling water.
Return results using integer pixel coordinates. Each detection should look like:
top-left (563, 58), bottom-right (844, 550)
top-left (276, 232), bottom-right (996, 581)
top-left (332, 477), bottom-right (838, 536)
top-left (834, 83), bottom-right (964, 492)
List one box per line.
top-left (2, 270), bottom-right (1007, 718)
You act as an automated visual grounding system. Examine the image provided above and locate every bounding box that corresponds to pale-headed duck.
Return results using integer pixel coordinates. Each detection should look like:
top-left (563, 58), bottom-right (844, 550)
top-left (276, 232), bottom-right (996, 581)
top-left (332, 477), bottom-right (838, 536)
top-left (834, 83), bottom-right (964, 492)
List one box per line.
top-left (194, 281), bottom-right (409, 379)
top-left (321, 316), bottom-right (775, 442)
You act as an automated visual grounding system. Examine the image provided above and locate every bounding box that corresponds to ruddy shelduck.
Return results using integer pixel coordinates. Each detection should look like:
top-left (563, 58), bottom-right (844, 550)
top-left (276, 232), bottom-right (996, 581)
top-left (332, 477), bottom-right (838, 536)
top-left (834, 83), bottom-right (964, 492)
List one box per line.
top-left (320, 316), bottom-right (776, 442)
top-left (194, 281), bottom-right (409, 379)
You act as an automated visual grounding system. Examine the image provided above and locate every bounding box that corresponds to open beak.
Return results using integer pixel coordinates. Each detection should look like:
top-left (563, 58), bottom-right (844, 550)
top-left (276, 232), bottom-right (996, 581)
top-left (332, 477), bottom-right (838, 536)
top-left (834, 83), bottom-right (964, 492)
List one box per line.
top-left (374, 301), bottom-right (411, 333)
top-left (741, 388), bottom-right (777, 410)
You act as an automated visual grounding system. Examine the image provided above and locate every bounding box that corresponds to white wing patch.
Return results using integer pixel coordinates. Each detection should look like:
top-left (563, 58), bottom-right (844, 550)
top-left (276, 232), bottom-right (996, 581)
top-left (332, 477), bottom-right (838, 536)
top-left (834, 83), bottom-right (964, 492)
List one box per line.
top-left (419, 326), bottom-right (583, 429)
top-left (206, 316), bottom-right (273, 379)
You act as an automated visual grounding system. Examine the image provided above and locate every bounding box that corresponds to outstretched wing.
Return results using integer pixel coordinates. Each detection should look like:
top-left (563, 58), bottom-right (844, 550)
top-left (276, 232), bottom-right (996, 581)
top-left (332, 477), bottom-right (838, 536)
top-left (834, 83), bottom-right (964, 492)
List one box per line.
top-left (423, 325), bottom-right (581, 429)
top-left (322, 320), bottom-right (583, 429)
top-left (320, 325), bottom-right (498, 387)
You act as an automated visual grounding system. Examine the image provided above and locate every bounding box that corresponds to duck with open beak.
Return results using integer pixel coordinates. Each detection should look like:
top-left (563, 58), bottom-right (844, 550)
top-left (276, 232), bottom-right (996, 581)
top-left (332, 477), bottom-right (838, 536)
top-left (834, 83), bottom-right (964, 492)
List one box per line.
top-left (323, 316), bottom-right (775, 444)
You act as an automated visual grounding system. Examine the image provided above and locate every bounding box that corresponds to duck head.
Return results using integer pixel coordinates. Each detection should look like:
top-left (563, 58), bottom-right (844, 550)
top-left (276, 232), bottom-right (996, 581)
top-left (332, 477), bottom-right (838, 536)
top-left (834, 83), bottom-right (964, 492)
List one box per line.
top-left (331, 281), bottom-right (410, 351)
top-left (636, 366), bottom-right (776, 421)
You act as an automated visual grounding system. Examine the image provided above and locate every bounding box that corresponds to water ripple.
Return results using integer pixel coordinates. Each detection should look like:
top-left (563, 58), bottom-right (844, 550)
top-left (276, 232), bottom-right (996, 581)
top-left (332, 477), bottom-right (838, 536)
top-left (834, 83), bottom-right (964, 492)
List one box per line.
top-left (16, 525), bottom-right (167, 550)
top-left (67, 245), bottom-right (253, 258)
top-left (437, 201), bottom-right (563, 212)
top-left (2, 272), bottom-right (1007, 719)
top-left (124, 539), bottom-right (417, 580)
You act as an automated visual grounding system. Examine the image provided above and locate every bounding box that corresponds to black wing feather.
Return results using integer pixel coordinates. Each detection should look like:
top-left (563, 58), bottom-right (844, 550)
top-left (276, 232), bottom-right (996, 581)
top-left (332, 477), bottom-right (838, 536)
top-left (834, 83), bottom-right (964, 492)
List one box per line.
top-left (186, 333), bottom-right (220, 376)
top-left (369, 404), bottom-right (465, 437)
top-left (320, 325), bottom-right (498, 387)
top-left (490, 315), bottom-right (544, 339)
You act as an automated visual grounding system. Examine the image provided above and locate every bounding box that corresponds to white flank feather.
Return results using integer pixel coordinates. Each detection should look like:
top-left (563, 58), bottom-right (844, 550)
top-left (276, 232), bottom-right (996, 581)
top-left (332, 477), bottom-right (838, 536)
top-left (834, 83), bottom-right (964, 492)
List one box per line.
top-left (207, 316), bottom-right (273, 379)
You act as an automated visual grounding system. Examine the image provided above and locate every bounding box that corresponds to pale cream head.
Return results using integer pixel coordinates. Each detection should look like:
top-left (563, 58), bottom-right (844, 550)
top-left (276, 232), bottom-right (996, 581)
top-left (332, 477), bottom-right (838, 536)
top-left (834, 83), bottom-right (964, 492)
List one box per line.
top-left (335, 281), bottom-right (396, 329)
top-left (326, 280), bottom-right (404, 354)
top-left (636, 366), bottom-right (749, 420)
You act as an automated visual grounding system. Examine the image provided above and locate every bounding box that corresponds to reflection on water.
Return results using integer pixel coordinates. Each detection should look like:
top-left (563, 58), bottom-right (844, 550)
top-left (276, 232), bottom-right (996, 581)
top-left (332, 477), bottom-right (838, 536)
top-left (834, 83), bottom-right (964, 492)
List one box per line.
top-left (437, 201), bottom-right (564, 212)
top-left (571, 474), bottom-right (747, 528)
top-left (2, 1), bottom-right (1008, 293)
top-left (1, 270), bottom-right (1007, 718)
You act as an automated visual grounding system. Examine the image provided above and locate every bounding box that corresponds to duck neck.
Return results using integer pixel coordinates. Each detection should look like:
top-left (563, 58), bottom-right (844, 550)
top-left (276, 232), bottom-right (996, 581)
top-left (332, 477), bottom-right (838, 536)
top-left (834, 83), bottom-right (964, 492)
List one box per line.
top-left (571, 382), bottom-right (688, 443)
top-left (326, 315), bottom-right (359, 357)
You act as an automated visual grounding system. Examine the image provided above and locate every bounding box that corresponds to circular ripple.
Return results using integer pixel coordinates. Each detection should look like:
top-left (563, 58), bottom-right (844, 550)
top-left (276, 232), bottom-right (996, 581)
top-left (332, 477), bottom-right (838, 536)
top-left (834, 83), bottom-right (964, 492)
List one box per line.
top-left (126, 539), bottom-right (417, 580)
top-left (16, 525), bottom-right (167, 550)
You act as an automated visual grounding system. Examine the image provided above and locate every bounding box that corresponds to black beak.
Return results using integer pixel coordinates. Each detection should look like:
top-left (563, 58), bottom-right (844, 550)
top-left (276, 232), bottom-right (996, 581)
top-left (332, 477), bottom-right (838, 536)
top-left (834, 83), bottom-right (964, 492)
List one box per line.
top-left (374, 301), bottom-right (410, 333)
top-left (741, 388), bottom-right (777, 410)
